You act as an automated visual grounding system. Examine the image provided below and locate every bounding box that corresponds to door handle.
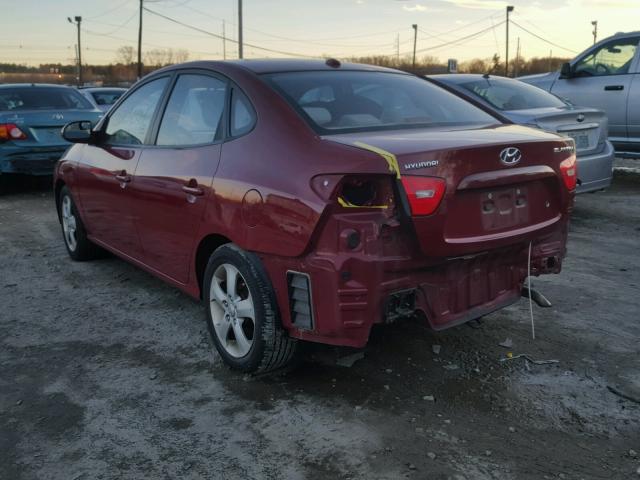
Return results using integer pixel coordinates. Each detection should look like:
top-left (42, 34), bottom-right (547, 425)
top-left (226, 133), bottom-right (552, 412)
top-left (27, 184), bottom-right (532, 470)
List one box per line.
top-left (604, 85), bottom-right (624, 91)
top-left (182, 180), bottom-right (204, 196)
top-left (115, 171), bottom-right (132, 183)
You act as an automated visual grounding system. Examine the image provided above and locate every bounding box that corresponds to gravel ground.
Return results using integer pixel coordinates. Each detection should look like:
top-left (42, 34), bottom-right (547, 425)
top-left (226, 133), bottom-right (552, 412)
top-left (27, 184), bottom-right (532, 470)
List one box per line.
top-left (1, 171), bottom-right (639, 480)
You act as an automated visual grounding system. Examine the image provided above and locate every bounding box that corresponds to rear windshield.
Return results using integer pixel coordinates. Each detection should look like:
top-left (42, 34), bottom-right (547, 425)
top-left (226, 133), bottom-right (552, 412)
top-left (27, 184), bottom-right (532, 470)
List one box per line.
top-left (90, 90), bottom-right (125, 106)
top-left (457, 77), bottom-right (566, 111)
top-left (0, 87), bottom-right (94, 111)
top-left (262, 71), bottom-right (497, 134)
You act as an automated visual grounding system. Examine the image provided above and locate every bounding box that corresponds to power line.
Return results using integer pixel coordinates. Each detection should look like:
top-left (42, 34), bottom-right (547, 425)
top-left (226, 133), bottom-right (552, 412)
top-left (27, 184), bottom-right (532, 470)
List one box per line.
top-left (413, 21), bottom-right (506, 55)
top-left (85, 10), bottom-right (139, 36)
top-left (85, 0), bottom-right (134, 20)
top-left (510, 20), bottom-right (579, 54)
top-left (143, 7), bottom-right (319, 58)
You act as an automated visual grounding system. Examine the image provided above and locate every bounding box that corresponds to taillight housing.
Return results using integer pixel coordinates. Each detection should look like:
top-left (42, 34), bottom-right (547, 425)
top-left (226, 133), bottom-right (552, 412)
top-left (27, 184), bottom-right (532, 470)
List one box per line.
top-left (400, 176), bottom-right (446, 216)
top-left (335, 175), bottom-right (396, 212)
top-left (559, 154), bottom-right (577, 191)
top-left (0, 123), bottom-right (27, 141)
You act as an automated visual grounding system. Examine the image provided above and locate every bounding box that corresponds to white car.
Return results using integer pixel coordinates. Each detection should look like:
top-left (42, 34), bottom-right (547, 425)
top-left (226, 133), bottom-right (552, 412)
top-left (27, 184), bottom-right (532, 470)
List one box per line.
top-left (79, 87), bottom-right (127, 113)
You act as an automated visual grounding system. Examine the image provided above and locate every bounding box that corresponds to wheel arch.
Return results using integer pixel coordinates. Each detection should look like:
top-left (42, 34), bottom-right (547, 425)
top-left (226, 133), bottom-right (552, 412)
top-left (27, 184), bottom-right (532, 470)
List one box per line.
top-left (54, 179), bottom-right (66, 222)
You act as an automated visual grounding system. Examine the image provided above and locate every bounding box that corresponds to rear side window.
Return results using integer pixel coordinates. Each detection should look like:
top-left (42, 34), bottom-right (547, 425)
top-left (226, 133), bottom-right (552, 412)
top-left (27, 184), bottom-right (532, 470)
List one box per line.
top-left (263, 70), bottom-right (497, 134)
top-left (230, 89), bottom-right (256, 137)
top-left (104, 77), bottom-right (169, 146)
top-left (0, 87), bottom-right (93, 111)
top-left (157, 74), bottom-right (227, 146)
top-left (458, 78), bottom-right (566, 111)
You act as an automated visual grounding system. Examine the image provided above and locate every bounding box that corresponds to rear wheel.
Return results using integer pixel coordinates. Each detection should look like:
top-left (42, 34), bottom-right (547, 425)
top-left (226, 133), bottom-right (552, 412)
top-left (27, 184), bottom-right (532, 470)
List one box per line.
top-left (203, 244), bottom-right (298, 374)
top-left (58, 186), bottom-right (101, 261)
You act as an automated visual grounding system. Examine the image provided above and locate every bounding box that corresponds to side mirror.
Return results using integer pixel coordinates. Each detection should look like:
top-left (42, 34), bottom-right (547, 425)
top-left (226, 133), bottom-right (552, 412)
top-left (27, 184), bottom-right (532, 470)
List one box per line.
top-left (62, 120), bottom-right (93, 144)
top-left (560, 62), bottom-right (573, 79)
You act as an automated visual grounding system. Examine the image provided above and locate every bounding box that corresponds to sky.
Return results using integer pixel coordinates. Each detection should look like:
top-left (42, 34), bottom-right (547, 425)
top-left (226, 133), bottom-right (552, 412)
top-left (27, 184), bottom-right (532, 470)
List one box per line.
top-left (1, 0), bottom-right (639, 66)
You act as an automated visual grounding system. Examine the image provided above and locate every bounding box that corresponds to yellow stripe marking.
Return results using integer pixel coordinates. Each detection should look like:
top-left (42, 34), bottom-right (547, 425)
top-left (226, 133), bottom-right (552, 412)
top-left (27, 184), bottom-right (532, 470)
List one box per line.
top-left (353, 141), bottom-right (401, 179)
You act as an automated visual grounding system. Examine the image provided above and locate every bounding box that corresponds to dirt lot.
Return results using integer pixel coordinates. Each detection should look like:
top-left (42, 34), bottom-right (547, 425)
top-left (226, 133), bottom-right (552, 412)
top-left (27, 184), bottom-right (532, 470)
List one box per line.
top-left (1, 172), bottom-right (639, 480)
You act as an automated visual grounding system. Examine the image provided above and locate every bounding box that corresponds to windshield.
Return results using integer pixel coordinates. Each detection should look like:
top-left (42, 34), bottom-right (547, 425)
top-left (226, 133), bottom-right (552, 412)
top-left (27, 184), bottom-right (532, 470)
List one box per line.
top-left (263, 71), bottom-right (498, 134)
top-left (457, 77), bottom-right (566, 111)
top-left (0, 87), bottom-right (94, 111)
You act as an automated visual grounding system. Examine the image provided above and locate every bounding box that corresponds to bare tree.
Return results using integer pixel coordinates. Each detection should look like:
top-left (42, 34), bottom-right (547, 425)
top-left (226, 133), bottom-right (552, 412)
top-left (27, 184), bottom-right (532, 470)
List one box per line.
top-left (116, 46), bottom-right (136, 65)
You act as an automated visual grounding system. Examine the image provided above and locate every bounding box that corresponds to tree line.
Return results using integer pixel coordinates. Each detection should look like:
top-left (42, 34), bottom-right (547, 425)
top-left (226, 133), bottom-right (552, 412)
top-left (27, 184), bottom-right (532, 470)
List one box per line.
top-left (0, 46), bottom-right (569, 86)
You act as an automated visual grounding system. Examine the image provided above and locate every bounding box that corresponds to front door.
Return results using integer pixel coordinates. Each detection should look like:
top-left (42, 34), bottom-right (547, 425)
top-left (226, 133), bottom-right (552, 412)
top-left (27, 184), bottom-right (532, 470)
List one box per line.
top-left (131, 73), bottom-right (228, 283)
top-left (76, 77), bottom-right (170, 258)
top-left (551, 36), bottom-right (639, 142)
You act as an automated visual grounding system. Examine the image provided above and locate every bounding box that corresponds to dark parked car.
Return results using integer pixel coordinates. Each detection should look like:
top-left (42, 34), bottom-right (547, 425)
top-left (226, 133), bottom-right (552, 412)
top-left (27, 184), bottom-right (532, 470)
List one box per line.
top-left (54, 60), bottom-right (576, 373)
top-left (0, 84), bottom-right (103, 178)
top-left (428, 74), bottom-right (613, 193)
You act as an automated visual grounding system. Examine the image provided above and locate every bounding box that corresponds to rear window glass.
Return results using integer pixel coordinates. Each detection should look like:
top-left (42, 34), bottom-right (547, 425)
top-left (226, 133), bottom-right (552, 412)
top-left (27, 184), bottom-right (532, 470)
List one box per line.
top-left (458, 77), bottom-right (566, 111)
top-left (0, 87), bottom-right (94, 111)
top-left (90, 90), bottom-right (125, 106)
top-left (262, 71), bottom-right (497, 134)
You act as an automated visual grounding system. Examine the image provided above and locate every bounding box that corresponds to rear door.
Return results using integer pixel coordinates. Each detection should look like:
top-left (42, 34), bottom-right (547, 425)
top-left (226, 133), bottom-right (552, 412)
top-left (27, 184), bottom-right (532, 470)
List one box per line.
top-left (627, 68), bottom-right (640, 144)
top-left (130, 72), bottom-right (231, 283)
top-left (76, 76), bottom-right (170, 258)
top-left (550, 36), bottom-right (639, 141)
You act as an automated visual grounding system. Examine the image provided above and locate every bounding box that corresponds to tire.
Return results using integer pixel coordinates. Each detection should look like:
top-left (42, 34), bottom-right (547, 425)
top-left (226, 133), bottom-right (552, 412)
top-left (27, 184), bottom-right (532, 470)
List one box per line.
top-left (203, 243), bottom-right (298, 374)
top-left (58, 186), bottom-right (102, 261)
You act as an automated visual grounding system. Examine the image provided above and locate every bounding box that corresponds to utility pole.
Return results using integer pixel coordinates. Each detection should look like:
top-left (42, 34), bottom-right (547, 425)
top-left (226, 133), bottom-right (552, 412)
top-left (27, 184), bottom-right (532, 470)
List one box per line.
top-left (548, 49), bottom-right (552, 71)
top-left (591, 20), bottom-right (598, 44)
top-left (67, 16), bottom-right (82, 86)
top-left (222, 20), bottom-right (226, 60)
top-left (514, 37), bottom-right (520, 77)
top-left (412, 24), bottom-right (417, 70)
top-left (238, 0), bottom-right (243, 59)
top-left (396, 33), bottom-right (400, 63)
top-left (138, 0), bottom-right (143, 79)
top-left (505, 5), bottom-right (514, 77)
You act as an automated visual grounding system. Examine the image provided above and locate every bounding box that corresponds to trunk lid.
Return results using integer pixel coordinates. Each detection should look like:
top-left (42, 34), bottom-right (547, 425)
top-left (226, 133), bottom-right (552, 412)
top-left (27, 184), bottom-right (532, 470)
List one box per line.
top-left (325, 124), bottom-right (574, 257)
top-left (0, 109), bottom-right (103, 147)
top-left (505, 106), bottom-right (607, 156)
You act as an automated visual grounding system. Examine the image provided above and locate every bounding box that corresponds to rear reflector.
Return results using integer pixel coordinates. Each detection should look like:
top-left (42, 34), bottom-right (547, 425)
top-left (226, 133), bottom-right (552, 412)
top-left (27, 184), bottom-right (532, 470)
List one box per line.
top-left (0, 123), bottom-right (27, 141)
top-left (559, 154), bottom-right (577, 191)
top-left (287, 272), bottom-right (314, 330)
top-left (400, 176), bottom-right (446, 216)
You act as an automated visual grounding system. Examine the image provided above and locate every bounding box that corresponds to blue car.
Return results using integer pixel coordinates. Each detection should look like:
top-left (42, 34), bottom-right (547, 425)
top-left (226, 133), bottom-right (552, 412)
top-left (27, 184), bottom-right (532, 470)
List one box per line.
top-left (0, 84), bottom-right (103, 178)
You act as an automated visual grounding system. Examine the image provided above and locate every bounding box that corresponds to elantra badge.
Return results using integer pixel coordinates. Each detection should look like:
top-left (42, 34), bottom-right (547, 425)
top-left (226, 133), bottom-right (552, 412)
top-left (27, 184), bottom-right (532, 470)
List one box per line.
top-left (499, 147), bottom-right (521, 166)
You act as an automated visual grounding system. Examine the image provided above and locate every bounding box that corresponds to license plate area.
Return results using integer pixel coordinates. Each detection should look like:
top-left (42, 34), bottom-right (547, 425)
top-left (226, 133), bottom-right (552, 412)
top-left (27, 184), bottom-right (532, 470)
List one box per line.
top-left (480, 185), bottom-right (529, 231)
top-left (566, 131), bottom-right (590, 150)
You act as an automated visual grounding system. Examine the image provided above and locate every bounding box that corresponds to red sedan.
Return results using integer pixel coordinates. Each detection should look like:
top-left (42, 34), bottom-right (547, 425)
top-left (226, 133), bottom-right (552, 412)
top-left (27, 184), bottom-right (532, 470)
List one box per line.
top-left (54, 60), bottom-right (577, 373)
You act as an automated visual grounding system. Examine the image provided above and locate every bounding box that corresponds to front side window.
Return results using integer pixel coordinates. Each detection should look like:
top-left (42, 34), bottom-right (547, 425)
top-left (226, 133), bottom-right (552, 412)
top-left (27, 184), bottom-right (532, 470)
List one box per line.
top-left (0, 87), bottom-right (93, 111)
top-left (458, 77), bottom-right (566, 111)
top-left (157, 74), bottom-right (227, 146)
top-left (263, 71), bottom-right (497, 134)
top-left (574, 38), bottom-right (639, 77)
top-left (104, 77), bottom-right (169, 146)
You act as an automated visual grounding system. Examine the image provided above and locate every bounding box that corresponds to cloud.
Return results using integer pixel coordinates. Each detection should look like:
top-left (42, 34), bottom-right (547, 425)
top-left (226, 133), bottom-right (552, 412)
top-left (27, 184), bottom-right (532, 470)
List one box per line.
top-left (402, 4), bottom-right (428, 12)
top-left (441, 0), bottom-right (508, 10)
top-left (355, 0), bottom-right (365, 4)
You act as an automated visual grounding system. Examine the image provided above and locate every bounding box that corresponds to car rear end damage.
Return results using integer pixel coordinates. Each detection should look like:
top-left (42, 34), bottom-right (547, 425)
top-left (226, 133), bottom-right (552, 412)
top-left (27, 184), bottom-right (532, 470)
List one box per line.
top-left (263, 125), bottom-right (575, 348)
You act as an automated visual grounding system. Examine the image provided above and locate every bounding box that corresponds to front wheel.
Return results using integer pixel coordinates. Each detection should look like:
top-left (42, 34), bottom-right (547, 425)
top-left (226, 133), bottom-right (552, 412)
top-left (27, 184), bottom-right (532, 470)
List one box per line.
top-left (203, 244), bottom-right (298, 374)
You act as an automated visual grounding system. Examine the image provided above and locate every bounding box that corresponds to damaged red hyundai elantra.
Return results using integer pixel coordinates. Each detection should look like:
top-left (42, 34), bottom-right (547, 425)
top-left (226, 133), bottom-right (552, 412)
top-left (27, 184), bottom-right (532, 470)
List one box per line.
top-left (54, 59), bottom-right (576, 373)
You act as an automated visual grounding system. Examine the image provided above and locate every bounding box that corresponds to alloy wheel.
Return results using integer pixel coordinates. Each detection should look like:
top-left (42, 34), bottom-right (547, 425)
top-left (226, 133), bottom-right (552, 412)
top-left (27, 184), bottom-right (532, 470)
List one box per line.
top-left (209, 263), bottom-right (256, 358)
top-left (61, 195), bottom-right (78, 252)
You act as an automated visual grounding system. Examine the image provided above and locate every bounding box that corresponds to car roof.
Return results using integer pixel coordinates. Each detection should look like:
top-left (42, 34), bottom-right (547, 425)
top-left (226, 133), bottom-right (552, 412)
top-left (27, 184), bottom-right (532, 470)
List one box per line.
top-left (428, 74), bottom-right (517, 85)
top-left (80, 87), bottom-right (127, 92)
top-left (153, 59), bottom-right (404, 75)
top-left (0, 83), bottom-right (77, 89)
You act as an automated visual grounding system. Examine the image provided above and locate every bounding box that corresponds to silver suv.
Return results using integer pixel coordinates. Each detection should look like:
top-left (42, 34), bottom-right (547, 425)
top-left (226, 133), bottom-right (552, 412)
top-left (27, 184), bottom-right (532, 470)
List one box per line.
top-left (519, 31), bottom-right (639, 153)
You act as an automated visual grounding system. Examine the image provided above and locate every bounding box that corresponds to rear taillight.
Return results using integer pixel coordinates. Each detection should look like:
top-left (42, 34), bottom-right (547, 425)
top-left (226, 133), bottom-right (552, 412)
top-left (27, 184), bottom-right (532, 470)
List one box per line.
top-left (559, 154), bottom-right (577, 191)
top-left (0, 123), bottom-right (27, 141)
top-left (400, 176), bottom-right (446, 216)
